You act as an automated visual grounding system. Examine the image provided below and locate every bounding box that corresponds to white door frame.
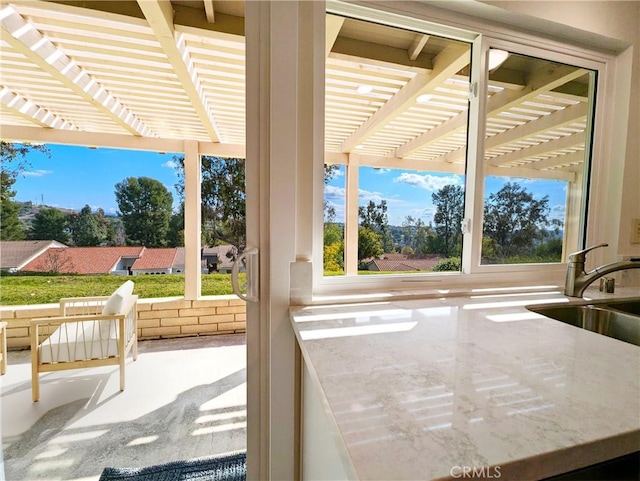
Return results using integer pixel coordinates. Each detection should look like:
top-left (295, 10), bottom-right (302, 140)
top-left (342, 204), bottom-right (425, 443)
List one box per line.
top-left (245, 1), bottom-right (325, 479)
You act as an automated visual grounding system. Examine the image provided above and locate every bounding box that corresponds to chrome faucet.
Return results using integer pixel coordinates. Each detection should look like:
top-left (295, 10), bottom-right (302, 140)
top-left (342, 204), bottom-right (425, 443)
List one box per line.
top-left (565, 243), bottom-right (640, 297)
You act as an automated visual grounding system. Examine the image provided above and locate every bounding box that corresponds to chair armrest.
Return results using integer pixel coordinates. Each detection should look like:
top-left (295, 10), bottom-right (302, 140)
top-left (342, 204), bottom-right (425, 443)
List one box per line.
top-left (31, 314), bottom-right (123, 325)
top-left (60, 296), bottom-right (110, 304)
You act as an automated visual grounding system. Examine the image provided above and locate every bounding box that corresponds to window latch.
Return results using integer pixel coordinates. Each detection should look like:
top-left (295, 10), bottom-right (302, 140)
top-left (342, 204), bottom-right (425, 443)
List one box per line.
top-left (468, 82), bottom-right (478, 101)
top-left (461, 218), bottom-right (471, 234)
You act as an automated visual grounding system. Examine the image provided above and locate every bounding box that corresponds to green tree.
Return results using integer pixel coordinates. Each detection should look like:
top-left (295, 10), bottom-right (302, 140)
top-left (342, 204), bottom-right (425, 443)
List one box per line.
top-left (359, 200), bottom-right (393, 252)
top-left (175, 156), bottom-right (245, 254)
top-left (0, 171), bottom-right (25, 240)
top-left (358, 226), bottom-right (383, 261)
top-left (1, 142), bottom-right (50, 240)
top-left (29, 207), bottom-right (70, 243)
top-left (483, 182), bottom-right (550, 260)
top-left (432, 184), bottom-right (464, 257)
top-left (168, 205), bottom-right (185, 247)
top-left (69, 205), bottom-right (101, 246)
top-left (115, 176), bottom-right (173, 247)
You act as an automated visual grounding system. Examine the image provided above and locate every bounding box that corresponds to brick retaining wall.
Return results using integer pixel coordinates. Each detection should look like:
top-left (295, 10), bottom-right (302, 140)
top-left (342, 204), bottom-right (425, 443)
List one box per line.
top-left (0, 295), bottom-right (246, 350)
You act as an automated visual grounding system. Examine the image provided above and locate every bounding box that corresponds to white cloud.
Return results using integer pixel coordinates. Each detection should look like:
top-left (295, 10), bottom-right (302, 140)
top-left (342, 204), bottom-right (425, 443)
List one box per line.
top-left (358, 188), bottom-right (385, 203)
top-left (393, 173), bottom-right (462, 191)
top-left (373, 168), bottom-right (391, 175)
top-left (162, 160), bottom-right (178, 169)
top-left (22, 169), bottom-right (53, 177)
top-left (324, 185), bottom-right (345, 200)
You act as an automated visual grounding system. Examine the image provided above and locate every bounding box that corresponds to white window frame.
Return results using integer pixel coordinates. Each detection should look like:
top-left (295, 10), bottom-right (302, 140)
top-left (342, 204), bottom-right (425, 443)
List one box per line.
top-left (312, 1), bottom-right (625, 299)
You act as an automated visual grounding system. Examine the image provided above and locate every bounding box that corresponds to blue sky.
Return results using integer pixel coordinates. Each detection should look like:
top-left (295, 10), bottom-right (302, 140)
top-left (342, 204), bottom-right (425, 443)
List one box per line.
top-left (13, 144), bottom-right (182, 214)
top-left (13, 143), bottom-right (567, 226)
top-left (325, 166), bottom-right (568, 226)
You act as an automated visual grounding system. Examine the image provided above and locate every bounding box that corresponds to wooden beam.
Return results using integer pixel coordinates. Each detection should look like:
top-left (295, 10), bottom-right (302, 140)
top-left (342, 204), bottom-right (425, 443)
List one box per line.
top-left (484, 101), bottom-right (588, 151)
top-left (331, 37), bottom-right (434, 72)
top-left (326, 14), bottom-right (344, 57)
top-left (524, 150), bottom-right (585, 170)
top-left (395, 64), bottom-right (588, 160)
top-left (408, 34), bottom-right (429, 61)
top-left (0, 6), bottom-right (152, 136)
top-left (137, 0), bottom-right (221, 143)
top-left (339, 44), bottom-right (470, 153)
top-left (486, 164), bottom-right (575, 182)
top-left (203, 0), bottom-right (215, 24)
top-left (0, 124), bottom-right (245, 157)
top-left (0, 88), bottom-right (76, 130)
top-left (488, 131), bottom-right (586, 167)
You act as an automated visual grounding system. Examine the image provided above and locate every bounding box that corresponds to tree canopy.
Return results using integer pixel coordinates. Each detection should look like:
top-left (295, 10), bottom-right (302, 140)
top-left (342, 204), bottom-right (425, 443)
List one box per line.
top-left (432, 184), bottom-right (464, 257)
top-left (115, 176), bottom-right (173, 247)
top-left (1, 142), bottom-right (50, 241)
top-left (483, 182), bottom-right (550, 260)
top-left (175, 156), bottom-right (246, 255)
top-left (29, 207), bottom-right (70, 243)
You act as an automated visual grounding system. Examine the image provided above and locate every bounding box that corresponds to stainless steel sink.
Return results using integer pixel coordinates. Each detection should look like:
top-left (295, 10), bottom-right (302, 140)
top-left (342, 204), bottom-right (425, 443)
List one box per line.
top-left (528, 303), bottom-right (640, 346)
top-left (606, 300), bottom-right (640, 316)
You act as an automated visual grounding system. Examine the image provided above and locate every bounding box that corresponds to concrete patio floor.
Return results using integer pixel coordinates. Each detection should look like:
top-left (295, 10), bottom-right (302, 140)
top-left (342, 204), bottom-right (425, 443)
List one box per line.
top-left (0, 334), bottom-right (247, 481)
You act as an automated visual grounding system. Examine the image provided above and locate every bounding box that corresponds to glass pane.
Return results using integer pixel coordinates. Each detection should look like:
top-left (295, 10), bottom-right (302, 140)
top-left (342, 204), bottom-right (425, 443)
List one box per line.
top-left (324, 13), bottom-right (471, 276)
top-left (323, 164), bottom-right (345, 274)
top-left (480, 50), bottom-right (595, 265)
top-left (356, 166), bottom-right (464, 274)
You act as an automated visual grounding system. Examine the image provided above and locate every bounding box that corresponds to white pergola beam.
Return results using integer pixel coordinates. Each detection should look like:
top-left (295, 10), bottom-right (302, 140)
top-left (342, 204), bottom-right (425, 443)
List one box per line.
top-left (0, 5), bottom-right (151, 137)
top-left (484, 101), bottom-right (588, 151)
top-left (488, 131), bottom-right (586, 167)
top-left (0, 87), bottom-right (76, 130)
top-left (137, 0), bottom-right (221, 143)
top-left (0, 124), bottom-right (244, 157)
top-left (339, 44), bottom-right (470, 153)
top-left (486, 164), bottom-right (575, 182)
top-left (395, 64), bottom-right (587, 160)
top-left (408, 34), bottom-right (429, 61)
top-left (203, 0), bottom-right (215, 24)
top-left (326, 14), bottom-right (344, 57)
top-left (523, 150), bottom-right (585, 171)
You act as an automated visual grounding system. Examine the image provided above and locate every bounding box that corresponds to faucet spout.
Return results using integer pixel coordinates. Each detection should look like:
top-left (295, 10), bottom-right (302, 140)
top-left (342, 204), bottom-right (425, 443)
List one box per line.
top-left (565, 244), bottom-right (640, 297)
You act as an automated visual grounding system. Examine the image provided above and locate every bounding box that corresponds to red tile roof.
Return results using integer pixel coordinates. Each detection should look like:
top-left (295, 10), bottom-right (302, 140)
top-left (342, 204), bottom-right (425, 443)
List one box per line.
top-left (367, 255), bottom-right (445, 272)
top-left (21, 246), bottom-right (143, 274)
top-left (0, 240), bottom-right (67, 269)
top-left (131, 248), bottom-right (178, 270)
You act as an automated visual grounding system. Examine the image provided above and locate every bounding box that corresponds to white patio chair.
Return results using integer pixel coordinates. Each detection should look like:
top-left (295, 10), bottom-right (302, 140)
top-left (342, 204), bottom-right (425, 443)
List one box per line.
top-left (30, 280), bottom-right (138, 402)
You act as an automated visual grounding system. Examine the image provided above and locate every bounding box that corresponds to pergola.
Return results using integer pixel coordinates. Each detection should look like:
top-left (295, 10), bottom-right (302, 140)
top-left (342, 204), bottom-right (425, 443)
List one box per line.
top-left (1, 0), bottom-right (590, 278)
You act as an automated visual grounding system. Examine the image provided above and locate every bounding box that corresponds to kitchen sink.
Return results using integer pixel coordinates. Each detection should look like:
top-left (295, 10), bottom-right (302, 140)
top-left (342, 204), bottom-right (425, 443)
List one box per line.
top-left (528, 303), bottom-right (640, 346)
top-left (605, 300), bottom-right (640, 316)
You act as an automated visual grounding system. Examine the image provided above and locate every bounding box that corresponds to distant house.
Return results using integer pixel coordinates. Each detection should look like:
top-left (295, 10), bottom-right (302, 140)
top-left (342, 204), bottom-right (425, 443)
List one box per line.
top-left (21, 246), bottom-right (145, 275)
top-left (131, 248), bottom-right (178, 275)
top-left (13, 244), bottom-right (236, 275)
top-left (202, 245), bottom-right (237, 274)
top-left (365, 253), bottom-right (445, 272)
top-left (0, 240), bottom-right (67, 272)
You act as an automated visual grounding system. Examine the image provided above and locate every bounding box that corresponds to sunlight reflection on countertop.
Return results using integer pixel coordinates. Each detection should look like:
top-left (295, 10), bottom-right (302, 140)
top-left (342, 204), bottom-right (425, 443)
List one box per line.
top-left (290, 287), bottom-right (640, 481)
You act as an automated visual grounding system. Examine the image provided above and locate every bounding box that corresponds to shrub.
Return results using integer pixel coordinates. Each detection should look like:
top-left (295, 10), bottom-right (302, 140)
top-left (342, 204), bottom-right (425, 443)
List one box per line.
top-left (432, 257), bottom-right (461, 272)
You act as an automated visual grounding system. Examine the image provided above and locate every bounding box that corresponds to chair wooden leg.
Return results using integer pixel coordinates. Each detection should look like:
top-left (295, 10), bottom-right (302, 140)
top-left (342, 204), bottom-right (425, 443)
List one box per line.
top-left (119, 355), bottom-right (125, 391)
top-left (31, 325), bottom-right (39, 402)
top-left (31, 350), bottom-right (39, 402)
top-left (133, 335), bottom-right (138, 361)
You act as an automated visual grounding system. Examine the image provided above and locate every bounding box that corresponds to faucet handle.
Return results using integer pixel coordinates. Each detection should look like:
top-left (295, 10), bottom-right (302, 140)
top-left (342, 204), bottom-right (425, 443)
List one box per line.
top-left (568, 243), bottom-right (608, 263)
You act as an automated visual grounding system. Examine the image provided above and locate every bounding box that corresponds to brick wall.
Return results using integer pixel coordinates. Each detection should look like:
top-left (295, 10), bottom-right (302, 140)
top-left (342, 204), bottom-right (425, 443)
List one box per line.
top-left (0, 295), bottom-right (246, 350)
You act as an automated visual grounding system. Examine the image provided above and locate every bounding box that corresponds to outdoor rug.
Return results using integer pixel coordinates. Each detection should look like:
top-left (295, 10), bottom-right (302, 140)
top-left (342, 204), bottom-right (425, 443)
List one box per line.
top-left (99, 451), bottom-right (246, 481)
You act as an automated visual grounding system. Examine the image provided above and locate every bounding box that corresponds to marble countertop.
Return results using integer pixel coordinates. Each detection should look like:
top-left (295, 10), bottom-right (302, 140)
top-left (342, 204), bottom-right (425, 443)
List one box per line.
top-left (290, 287), bottom-right (640, 480)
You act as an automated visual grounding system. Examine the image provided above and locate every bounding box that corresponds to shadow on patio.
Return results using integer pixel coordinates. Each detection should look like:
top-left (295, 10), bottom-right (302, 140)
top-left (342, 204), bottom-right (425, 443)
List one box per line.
top-left (1, 334), bottom-right (247, 481)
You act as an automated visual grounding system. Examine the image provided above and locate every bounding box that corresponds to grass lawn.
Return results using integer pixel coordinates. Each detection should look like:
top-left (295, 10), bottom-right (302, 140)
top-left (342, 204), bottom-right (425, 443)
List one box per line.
top-left (0, 273), bottom-right (245, 305)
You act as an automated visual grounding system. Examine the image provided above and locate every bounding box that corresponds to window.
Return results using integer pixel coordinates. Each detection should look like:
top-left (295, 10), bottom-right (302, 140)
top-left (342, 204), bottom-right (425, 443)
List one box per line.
top-left (479, 52), bottom-right (595, 266)
top-left (317, 3), bottom-right (609, 294)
